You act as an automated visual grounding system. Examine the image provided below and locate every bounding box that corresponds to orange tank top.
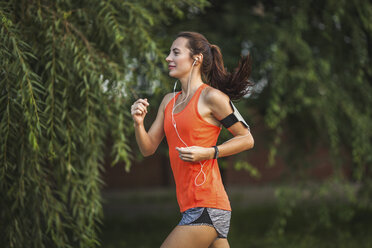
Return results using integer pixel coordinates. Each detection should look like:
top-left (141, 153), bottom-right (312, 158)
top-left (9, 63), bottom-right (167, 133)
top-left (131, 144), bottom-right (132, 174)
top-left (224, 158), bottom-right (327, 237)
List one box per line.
top-left (164, 83), bottom-right (231, 212)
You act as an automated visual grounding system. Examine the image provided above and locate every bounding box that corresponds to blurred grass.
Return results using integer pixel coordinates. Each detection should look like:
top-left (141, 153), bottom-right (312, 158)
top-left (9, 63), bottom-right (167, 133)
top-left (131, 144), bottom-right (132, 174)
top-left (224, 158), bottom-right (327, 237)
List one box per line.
top-left (100, 186), bottom-right (372, 248)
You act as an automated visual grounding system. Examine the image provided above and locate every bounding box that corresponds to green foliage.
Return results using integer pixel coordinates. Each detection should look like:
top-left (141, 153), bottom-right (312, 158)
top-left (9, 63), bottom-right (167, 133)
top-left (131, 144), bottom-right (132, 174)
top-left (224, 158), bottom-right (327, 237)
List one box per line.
top-left (262, 0), bottom-right (372, 173)
top-left (0, 0), bottom-right (208, 247)
top-left (258, 0), bottom-right (372, 235)
top-left (101, 189), bottom-right (372, 247)
top-left (234, 160), bottom-right (260, 179)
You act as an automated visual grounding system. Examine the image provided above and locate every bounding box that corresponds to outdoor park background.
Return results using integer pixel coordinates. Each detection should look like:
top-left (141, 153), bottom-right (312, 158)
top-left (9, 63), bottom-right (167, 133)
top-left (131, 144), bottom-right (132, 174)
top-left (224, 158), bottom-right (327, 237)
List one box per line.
top-left (1, 0), bottom-right (372, 247)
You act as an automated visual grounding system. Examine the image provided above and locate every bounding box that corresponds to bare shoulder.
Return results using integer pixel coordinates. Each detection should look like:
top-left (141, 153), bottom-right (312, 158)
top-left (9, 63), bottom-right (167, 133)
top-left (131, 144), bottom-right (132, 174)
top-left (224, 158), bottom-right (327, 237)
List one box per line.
top-left (163, 92), bottom-right (175, 105)
top-left (202, 85), bottom-right (230, 106)
top-left (202, 85), bottom-right (234, 120)
top-left (160, 92), bottom-right (176, 112)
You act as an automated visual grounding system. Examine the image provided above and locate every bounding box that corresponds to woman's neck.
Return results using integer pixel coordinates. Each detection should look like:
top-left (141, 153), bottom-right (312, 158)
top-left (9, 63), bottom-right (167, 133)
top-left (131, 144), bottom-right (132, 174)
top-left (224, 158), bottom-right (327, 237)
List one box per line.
top-left (178, 71), bottom-right (203, 96)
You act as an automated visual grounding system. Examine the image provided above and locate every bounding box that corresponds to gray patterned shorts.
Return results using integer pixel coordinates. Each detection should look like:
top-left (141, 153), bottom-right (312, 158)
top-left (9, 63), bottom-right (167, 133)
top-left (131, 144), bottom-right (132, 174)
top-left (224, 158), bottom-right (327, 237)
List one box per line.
top-left (178, 207), bottom-right (231, 238)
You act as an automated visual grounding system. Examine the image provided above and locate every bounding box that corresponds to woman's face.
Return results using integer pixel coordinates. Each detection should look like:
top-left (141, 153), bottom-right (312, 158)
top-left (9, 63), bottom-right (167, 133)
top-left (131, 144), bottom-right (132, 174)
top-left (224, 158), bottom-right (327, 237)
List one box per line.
top-left (166, 37), bottom-right (194, 79)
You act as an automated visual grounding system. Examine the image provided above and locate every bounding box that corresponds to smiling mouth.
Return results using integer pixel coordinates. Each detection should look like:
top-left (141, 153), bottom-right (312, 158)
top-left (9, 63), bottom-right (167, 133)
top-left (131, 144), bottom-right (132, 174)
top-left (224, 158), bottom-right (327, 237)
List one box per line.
top-left (168, 65), bottom-right (176, 70)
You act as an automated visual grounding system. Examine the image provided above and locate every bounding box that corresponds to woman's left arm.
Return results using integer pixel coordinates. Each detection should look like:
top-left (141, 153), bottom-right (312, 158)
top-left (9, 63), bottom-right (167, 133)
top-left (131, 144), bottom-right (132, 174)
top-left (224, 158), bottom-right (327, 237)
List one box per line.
top-left (207, 89), bottom-right (254, 158)
top-left (176, 88), bottom-right (253, 162)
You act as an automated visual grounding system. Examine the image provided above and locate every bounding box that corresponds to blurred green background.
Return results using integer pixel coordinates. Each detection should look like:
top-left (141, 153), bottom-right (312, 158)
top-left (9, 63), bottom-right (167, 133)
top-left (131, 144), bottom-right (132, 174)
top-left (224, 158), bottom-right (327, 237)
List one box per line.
top-left (1, 0), bottom-right (371, 247)
top-left (100, 186), bottom-right (372, 248)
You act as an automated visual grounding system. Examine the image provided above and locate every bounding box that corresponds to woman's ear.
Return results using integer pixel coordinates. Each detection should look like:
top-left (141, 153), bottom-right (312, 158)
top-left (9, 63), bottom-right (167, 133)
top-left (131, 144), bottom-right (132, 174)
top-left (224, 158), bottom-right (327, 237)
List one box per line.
top-left (193, 54), bottom-right (203, 64)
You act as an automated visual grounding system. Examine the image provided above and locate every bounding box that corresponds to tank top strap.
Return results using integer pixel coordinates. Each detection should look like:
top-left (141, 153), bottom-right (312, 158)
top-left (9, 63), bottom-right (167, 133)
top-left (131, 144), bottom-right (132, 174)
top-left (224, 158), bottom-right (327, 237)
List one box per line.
top-left (190, 83), bottom-right (208, 106)
top-left (169, 83), bottom-right (207, 114)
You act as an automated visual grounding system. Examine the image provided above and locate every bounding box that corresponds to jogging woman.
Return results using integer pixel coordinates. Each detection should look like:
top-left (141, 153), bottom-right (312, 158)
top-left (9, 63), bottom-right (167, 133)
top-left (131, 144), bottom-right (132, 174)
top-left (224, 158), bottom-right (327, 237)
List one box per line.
top-left (131, 31), bottom-right (254, 248)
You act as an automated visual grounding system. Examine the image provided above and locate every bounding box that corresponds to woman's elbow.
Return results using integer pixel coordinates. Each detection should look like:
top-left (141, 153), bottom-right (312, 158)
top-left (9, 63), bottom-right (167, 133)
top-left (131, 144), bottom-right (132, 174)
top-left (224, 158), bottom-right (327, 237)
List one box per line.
top-left (142, 150), bottom-right (155, 157)
top-left (142, 145), bottom-right (158, 157)
top-left (142, 151), bottom-right (150, 157)
top-left (246, 135), bottom-right (254, 150)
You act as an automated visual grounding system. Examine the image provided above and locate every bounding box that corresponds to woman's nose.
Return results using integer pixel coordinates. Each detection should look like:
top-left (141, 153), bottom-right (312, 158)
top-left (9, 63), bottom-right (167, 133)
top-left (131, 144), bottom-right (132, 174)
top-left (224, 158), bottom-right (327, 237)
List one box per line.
top-left (165, 54), bottom-right (172, 63)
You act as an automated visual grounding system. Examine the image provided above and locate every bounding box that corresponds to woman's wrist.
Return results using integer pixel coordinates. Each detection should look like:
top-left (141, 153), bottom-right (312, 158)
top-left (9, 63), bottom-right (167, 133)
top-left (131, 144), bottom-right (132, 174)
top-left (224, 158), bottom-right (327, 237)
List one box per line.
top-left (133, 122), bottom-right (144, 128)
top-left (209, 147), bottom-right (215, 160)
top-left (212, 145), bottom-right (219, 159)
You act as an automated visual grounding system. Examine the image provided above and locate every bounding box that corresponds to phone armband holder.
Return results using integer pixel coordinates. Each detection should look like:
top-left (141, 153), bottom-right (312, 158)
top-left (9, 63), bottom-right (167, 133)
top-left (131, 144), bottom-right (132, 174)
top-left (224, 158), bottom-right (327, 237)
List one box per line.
top-left (219, 101), bottom-right (250, 131)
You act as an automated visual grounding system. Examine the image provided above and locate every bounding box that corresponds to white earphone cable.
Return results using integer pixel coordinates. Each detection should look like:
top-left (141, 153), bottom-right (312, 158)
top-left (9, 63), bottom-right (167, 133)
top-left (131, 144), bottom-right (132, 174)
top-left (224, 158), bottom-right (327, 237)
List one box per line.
top-left (172, 60), bottom-right (207, 186)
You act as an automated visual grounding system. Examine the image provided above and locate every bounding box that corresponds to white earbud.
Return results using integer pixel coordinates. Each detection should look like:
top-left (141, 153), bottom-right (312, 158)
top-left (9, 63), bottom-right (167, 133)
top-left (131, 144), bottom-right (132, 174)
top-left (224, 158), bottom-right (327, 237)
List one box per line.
top-left (193, 56), bottom-right (200, 65)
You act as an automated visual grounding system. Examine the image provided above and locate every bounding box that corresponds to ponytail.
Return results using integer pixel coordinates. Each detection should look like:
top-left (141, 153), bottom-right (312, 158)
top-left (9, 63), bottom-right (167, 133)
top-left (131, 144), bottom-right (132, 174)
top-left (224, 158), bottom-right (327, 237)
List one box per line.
top-left (177, 32), bottom-right (253, 100)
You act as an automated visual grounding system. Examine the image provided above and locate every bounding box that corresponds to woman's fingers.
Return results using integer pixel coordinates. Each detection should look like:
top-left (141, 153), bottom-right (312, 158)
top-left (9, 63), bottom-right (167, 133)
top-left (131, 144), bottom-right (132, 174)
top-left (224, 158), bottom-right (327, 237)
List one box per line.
top-left (176, 147), bottom-right (192, 154)
top-left (179, 155), bottom-right (193, 161)
top-left (177, 147), bottom-right (197, 161)
top-left (180, 153), bottom-right (193, 159)
top-left (176, 146), bottom-right (211, 162)
top-left (134, 99), bottom-right (149, 112)
top-left (136, 104), bottom-right (147, 113)
top-left (136, 98), bottom-right (149, 106)
top-left (133, 102), bottom-right (147, 111)
top-left (131, 99), bottom-right (149, 115)
top-left (131, 106), bottom-right (145, 115)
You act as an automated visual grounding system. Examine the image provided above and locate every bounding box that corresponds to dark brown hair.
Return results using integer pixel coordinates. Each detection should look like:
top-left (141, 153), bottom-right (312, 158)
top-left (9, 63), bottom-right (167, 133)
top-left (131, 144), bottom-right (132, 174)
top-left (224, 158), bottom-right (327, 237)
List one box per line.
top-left (177, 31), bottom-right (253, 100)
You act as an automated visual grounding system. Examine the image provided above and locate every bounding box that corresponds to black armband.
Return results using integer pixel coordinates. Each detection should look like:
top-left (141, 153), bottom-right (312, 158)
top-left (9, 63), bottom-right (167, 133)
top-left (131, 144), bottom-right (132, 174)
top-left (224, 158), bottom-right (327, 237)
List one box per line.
top-left (219, 101), bottom-right (250, 131)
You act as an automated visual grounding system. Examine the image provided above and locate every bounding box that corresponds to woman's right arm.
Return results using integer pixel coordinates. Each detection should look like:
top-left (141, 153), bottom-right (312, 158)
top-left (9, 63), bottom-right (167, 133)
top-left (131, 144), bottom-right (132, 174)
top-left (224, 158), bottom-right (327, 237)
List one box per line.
top-left (131, 93), bottom-right (173, 156)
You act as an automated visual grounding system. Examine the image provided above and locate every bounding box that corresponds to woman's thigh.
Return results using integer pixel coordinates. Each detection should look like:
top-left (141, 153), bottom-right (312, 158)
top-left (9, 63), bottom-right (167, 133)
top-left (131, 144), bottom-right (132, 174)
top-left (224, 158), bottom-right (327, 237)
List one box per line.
top-left (160, 225), bottom-right (218, 248)
top-left (209, 238), bottom-right (230, 248)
